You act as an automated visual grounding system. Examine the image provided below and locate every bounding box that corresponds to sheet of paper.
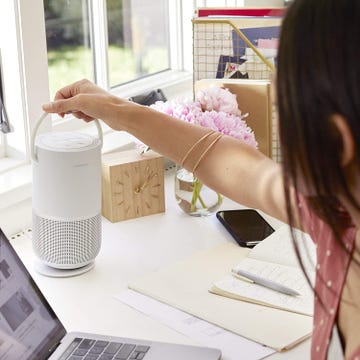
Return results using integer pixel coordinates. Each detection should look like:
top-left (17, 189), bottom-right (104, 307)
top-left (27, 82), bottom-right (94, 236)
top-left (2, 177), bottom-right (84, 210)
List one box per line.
top-left (212, 270), bottom-right (314, 317)
top-left (115, 289), bottom-right (275, 360)
top-left (248, 226), bottom-right (316, 275)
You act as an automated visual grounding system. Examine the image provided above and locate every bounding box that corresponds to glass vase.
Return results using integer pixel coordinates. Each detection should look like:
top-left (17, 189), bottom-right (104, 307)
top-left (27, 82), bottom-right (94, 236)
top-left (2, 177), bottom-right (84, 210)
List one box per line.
top-left (175, 167), bottom-right (223, 216)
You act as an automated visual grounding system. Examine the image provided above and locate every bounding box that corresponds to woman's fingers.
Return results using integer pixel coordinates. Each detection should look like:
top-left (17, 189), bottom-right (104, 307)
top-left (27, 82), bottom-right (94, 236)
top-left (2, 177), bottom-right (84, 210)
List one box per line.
top-left (42, 98), bottom-right (76, 114)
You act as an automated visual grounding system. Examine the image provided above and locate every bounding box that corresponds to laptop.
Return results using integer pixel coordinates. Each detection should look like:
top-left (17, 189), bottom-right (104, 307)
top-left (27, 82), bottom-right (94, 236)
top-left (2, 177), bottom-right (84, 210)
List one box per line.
top-left (0, 229), bottom-right (221, 360)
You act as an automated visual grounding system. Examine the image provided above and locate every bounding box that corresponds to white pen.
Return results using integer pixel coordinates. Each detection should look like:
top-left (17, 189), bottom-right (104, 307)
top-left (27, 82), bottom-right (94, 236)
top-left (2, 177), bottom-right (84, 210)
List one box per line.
top-left (232, 269), bottom-right (301, 296)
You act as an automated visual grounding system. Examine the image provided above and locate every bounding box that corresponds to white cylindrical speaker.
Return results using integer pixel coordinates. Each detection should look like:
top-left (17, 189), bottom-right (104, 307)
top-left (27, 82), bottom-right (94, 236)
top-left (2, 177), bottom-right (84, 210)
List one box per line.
top-left (31, 113), bottom-right (103, 273)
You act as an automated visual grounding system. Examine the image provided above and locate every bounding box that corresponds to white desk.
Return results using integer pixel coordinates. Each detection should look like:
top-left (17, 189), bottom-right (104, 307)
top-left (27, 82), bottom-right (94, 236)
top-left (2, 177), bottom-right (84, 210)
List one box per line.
top-left (7, 169), bottom-right (310, 359)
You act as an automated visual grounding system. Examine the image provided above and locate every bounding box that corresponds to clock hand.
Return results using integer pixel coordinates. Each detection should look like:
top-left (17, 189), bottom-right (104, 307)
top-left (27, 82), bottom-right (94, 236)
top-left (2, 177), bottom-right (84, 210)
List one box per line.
top-left (134, 172), bottom-right (158, 194)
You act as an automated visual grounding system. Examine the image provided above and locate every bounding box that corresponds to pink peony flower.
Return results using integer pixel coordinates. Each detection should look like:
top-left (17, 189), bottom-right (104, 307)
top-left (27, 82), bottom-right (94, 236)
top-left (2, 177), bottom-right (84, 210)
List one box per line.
top-left (147, 87), bottom-right (257, 149)
top-left (197, 110), bottom-right (257, 148)
top-left (146, 87), bottom-right (258, 214)
top-left (196, 86), bottom-right (241, 116)
top-left (151, 97), bottom-right (202, 124)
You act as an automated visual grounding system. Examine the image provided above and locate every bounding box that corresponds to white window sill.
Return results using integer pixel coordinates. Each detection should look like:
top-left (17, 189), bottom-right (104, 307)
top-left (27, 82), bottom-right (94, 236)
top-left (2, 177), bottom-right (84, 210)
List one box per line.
top-left (0, 156), bottom-right (27, 174)
top-left (0, 164), bottom-right (32, 211)
top-left (110, 70), bottom-right (193, 100)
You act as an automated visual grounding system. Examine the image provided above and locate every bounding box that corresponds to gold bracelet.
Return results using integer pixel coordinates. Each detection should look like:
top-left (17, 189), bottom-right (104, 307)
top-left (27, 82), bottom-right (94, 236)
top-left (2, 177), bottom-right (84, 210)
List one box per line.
top-left (180, 130), bottom-right (214, 167)
top-left (192, 133), bottom-right (223, 174)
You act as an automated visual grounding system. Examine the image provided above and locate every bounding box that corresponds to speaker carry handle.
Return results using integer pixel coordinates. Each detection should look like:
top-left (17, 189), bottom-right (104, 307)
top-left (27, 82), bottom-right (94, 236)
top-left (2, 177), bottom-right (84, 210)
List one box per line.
top-left (31, 112), bottom-right (103, 163)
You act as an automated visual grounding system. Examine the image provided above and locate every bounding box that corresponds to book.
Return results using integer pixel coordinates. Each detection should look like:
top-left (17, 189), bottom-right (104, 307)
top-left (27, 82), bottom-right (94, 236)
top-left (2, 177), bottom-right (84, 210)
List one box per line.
top-left (210, 226), bottom-right (316, 316)
top-left (231, 25), bottom-right (281, 57)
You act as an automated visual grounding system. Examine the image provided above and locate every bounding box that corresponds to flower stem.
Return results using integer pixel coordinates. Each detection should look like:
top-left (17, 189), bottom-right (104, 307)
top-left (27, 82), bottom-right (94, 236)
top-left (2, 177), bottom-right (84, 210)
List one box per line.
top-left (191, 177), bottom-right (207, 211)
top-left (217, 192), bottom-right (223, 206)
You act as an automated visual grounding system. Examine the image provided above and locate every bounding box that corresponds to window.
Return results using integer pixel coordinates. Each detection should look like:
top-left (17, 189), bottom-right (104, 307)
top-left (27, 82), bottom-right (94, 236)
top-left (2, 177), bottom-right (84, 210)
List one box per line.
top-left (0, 0), bottom-right (248, 208)
top-left (106, 0), bottom-right (170, 88)
top-left (44, 0), bottom-right (95, 98)
top-left (44, 0), bottom-right (174, 100)
top-left (0, 1), bottom-right (193, 163)
top-left (0, 0), bottom-right (195, 208)
top-left (0, 1), bottom-right (52, 167)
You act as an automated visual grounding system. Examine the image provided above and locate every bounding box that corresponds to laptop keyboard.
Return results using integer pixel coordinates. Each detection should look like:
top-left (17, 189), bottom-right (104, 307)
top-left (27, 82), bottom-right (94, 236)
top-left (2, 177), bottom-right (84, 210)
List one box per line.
top-left (59, 337), bottom-right (150, 360)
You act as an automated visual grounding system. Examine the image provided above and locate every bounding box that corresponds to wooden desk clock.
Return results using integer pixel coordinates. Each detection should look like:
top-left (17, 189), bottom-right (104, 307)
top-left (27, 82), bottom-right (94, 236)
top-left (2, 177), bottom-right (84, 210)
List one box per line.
top-left (102, 149), bottom-right (165, 222)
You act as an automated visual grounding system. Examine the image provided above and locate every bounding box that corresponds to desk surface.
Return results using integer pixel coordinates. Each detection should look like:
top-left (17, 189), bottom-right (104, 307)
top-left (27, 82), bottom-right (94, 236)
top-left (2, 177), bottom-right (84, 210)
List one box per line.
top-left (8, 169), bottom-right (310, 360)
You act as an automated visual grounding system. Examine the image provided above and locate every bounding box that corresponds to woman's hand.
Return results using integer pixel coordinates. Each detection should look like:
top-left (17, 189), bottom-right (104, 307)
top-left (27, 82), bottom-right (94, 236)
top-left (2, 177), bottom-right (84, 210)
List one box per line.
top-left (42, 79), bottom-right (139, 130)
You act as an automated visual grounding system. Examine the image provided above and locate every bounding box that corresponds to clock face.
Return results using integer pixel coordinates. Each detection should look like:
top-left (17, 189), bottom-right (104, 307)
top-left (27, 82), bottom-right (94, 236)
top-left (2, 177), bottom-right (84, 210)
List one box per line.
top-left (111, 157), bottom-right (165, 221)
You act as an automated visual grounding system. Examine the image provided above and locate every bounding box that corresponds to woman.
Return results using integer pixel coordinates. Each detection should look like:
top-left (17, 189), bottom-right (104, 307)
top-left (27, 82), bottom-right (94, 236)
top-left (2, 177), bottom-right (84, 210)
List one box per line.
top-left (43, 0), bottom-right (360, 358)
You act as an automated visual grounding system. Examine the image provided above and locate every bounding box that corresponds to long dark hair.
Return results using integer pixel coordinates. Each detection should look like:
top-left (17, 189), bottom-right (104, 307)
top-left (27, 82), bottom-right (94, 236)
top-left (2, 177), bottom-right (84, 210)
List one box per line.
top-left (277, 0), bottom-right (360, 243)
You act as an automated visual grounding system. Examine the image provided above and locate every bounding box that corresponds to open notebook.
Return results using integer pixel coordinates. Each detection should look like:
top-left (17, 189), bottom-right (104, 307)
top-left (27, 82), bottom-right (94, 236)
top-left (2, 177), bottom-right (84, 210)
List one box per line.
top-left (210, 226), bottom-right (316, 316)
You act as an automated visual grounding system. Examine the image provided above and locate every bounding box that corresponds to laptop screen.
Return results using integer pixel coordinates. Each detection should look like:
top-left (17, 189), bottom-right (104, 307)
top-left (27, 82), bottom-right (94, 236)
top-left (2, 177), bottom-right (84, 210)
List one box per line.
top-left (0, 229), bottom-right (66, 359)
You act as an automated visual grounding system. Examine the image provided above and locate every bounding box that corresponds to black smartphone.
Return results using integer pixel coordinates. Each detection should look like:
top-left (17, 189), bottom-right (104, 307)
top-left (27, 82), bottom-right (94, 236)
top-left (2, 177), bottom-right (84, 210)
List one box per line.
top-left (216, 209), bottom-right (275, 247)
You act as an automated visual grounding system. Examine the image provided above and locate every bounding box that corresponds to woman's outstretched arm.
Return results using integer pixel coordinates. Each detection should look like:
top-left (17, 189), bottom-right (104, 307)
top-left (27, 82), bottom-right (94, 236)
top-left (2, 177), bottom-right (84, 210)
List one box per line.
top-left (43, 79), bottom-right (288, 223)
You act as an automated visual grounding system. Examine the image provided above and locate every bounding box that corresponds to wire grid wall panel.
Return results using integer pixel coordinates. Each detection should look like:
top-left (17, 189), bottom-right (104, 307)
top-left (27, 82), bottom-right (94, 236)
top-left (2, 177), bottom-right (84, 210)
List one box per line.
top-left (193, 20), bottom-right (275, 82)
top-left (193, 21), bottom-right (234, 82)
top-left (192, 18), bottom-right (281, 162)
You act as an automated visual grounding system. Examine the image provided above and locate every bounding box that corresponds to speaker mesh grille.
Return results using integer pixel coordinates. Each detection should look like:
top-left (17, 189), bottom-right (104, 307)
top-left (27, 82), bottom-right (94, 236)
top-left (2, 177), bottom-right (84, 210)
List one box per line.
top-left (33, 213), bottom-right (101, 268)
